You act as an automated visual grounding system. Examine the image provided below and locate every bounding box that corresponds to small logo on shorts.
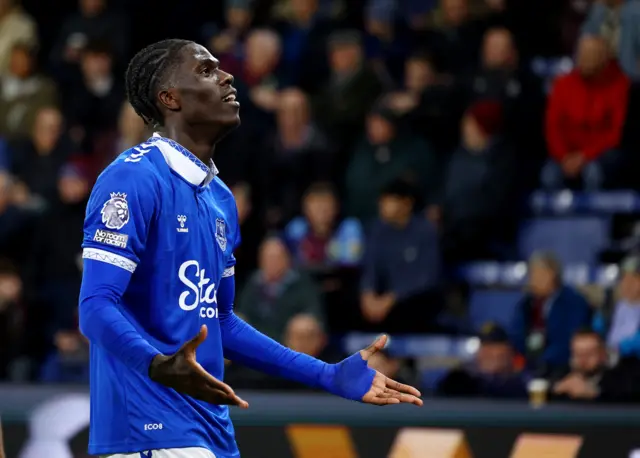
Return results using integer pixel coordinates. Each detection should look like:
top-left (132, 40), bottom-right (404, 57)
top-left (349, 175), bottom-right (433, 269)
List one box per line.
top-left (143, 423), bottom-right (163, 431)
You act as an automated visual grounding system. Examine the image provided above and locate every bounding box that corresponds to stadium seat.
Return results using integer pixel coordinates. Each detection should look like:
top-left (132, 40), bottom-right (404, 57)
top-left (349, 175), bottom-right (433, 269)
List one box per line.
top-left (420, 367), bottom-right (450, 393)
top-left (518, 217), bottom-right (610, 265)
top-left (468, 289), bottom-right (522, 334)
top-left (529, 190), bottom-right (640, 215)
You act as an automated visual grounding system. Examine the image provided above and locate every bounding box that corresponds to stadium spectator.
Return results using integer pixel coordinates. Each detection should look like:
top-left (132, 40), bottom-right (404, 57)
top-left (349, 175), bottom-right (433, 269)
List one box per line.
top-left (437, 323), bottom-right (527, 398)
top-left (313, 30), bottom-right (384, 155)
top-left (581, 0), bottom-right (640, 80)
top-left (23, 162), bottom-right (90, 347)
top-left (230, 182), bottom-right (262, 287)
top-left (551, 328), bottom-right (640, 403)
top-left (359, 179), bottom-right (441, 333)
top-left (235, 236), bottom-right (326, 341)
top-left (284, 313), bottom-right (341, 361)
top-left (208, 0), bottom-right (255, 57)
top-left (386, 51), bottom-right (464, 155)
top-left (266, 88), bottom-right (333, 221)
top-left (594, 255), bottom-right (640, 358)
top-left (285, 182), bottom-right (364, 268)
top-left (542, 35), bottom-right (630, 190)
top-left (213, 30), bottom-right (282, 202)
top-left (0, 0), bottom-right (37, 75)
top-left (469, 27), bottom-right (545, 165)
top-left (345, 100), bottom-right (439, 223)
top-left (10, 107), bottom-right (73, 211)
top-left (423, 0), bottom-right (485, 74)
top-left (63, 41), bottom-right (124, 161)
top-left (51, 0), bottom-right (129, 81)
top-left (0, 43), bottom-right (57, 141)
top-left (39, 327), bottom-right (89, 384)
top-left (273, 0), bottom-right (334, 92)
top-left (219, 28), bottom-right (282, 135)
top-left (365, 0), bottom-right (435, 38)
top-left (430, 99), bottom-right (517, 262)
top-left (511, 251), bottom-right (592, 375)
top-left (0, 167), bottom-right (30, 255)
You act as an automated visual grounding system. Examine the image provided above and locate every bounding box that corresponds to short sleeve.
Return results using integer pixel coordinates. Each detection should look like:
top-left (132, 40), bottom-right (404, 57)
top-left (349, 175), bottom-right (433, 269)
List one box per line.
top-left (82, 163), bottom-right (159, 273)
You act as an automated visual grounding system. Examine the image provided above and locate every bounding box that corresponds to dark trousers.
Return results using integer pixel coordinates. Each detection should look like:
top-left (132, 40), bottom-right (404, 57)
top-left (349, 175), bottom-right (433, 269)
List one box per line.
top-left (357, 290), bottom-right (443, 334)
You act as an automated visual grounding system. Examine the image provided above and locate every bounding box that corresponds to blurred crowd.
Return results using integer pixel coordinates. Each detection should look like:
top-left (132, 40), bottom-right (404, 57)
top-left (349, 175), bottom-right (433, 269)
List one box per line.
top-left (2, 0), bottom-right (640, 404)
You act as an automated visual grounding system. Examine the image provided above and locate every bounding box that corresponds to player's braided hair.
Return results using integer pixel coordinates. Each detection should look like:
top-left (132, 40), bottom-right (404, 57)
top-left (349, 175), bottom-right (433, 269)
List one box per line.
top-left (125, 39), bottom-right (193, 128)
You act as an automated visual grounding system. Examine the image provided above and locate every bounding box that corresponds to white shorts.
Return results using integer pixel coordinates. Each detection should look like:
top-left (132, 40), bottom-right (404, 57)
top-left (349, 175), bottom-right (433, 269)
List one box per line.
top-left (103, 448), bottom-right (216, 458)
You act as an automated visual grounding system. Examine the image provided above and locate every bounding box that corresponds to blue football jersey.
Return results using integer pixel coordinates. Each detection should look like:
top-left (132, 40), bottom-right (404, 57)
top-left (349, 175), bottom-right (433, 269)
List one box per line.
top-left (81, 134), bottom-right (240, 457)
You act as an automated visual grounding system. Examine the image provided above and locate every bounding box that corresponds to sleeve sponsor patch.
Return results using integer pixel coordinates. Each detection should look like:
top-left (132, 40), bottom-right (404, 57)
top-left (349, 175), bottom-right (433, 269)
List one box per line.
top-left (93, 229), bottom-right (128, 249)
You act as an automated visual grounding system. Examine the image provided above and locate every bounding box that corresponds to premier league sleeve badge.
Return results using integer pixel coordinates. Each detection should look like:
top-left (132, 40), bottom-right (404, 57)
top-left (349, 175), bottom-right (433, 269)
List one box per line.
top-left (101, 192), bottom-right (130, 230)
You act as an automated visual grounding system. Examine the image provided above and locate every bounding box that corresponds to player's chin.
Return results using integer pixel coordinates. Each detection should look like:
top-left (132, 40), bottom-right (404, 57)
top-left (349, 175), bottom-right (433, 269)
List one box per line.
top-left (213, 114), bottom-right (241, 142)
top-left (222, 113), bottom-right (241, 130)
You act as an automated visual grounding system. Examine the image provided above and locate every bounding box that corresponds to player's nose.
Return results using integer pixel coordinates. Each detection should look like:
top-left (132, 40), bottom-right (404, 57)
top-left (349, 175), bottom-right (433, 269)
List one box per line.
top-left (219, 69), bottom-right (234, 86)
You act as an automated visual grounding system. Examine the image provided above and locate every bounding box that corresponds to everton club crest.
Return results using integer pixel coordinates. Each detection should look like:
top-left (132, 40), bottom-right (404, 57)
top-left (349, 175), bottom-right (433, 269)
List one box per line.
top-left (215, 218), bottom-right (227, 251)
top-left (101, 192), bottom-right (130, 230)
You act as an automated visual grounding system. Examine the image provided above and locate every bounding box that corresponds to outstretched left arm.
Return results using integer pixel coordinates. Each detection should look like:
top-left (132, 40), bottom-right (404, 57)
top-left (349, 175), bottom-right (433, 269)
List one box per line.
top-left (217, 268), bottom-right (422, 406)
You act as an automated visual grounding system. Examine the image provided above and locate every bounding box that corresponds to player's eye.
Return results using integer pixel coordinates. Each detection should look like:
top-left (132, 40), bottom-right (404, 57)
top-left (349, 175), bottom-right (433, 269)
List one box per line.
top-left (200, 67), bottom-right (213, 77)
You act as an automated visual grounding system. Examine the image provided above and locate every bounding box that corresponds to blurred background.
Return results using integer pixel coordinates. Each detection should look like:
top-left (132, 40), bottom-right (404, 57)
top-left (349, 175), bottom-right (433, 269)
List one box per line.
top-left (3, 0), bottom-right (640, 456)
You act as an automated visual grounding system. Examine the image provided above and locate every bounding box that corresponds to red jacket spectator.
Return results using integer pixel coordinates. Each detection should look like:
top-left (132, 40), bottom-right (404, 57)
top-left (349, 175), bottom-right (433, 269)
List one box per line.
top-left (545, 60), bottom-right (630, 162)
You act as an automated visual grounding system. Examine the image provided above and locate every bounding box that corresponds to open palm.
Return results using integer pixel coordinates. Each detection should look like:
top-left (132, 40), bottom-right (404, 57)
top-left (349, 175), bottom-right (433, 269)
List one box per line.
top-left (359, 335), bottom-right (423, 406)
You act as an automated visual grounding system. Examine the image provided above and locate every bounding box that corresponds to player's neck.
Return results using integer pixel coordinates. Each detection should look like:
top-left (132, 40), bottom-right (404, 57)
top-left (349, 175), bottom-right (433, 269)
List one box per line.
top-left (161, 125), bottom-right (217, 164)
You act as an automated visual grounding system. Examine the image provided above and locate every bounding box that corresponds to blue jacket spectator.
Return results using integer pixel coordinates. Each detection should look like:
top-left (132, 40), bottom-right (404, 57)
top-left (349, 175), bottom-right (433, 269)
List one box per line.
top-left (593, 255), bottom-right (640, 358)
top-left (285, 182), bottom-right (364, 268)
top-left (359, 179), bottom-right (441, 333)
top-left (511, 251), bottom-right (592, 374)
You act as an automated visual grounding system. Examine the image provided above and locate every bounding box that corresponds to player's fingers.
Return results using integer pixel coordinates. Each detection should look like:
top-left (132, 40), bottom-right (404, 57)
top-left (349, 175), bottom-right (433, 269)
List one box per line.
top-left (384, 388), bottom-right (423, 406)
top-left (229, 393), bottom-right (250, 409)
top-left (201, 387), bottom-right (239, 406)
top-left (376, 388), bottom-right (396, 399)
top-left (195, 366), bottom-right (235, 395)
top-left (360, 334), bottom-right (388, 361)
top-left (367, 396), bottom-right (400, 406)
top-left (185, 325), bottom-right (208, 352)
top-left (386, 377), bottom-right (422, 398)
top-left (202, 381), bottom-right (249, 408)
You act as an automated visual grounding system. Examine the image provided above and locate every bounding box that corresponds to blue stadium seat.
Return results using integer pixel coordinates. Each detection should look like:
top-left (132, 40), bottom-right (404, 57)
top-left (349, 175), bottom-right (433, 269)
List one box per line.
top-left (530, 190), bottom-right (640, 215)
top-left (468, 290), bottom-right (522, 334)
top-left (518, 217), bottom-right (610, 265)
top-left (420, 367), bottom-right (450, 393)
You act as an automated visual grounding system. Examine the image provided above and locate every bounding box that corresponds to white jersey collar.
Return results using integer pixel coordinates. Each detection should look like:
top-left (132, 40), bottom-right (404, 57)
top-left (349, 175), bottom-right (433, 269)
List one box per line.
top-left (151, 132), bottom-right (219, 187)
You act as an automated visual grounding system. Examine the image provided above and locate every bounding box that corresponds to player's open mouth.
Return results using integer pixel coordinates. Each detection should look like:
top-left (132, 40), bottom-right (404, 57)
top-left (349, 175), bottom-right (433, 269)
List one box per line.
top-left (222, 92), bottom-right (240, 106)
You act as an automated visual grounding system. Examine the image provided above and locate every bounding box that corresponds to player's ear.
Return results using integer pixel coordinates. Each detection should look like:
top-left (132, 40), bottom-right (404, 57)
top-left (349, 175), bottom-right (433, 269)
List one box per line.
top-left (158, 88), bottom-right (180, 112)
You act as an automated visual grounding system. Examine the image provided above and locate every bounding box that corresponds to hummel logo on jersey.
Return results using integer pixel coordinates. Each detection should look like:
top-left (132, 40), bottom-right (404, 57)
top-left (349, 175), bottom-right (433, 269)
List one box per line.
top-left (177, 215), bottom-right (188, 233)
top-left (178, 260), bottom-right (219, 319)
